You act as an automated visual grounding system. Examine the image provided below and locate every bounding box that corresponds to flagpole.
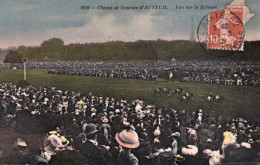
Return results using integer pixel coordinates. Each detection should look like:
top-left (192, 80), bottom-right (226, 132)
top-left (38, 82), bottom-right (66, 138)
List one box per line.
top-left (24, 62), bottom-right (26, 80)
top-left (22, 58), bottom-right (27, 81)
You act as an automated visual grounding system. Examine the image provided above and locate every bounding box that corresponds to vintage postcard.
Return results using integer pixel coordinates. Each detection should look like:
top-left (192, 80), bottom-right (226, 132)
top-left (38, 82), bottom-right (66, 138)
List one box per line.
top-left (0, 0), bottom-right (259, 164)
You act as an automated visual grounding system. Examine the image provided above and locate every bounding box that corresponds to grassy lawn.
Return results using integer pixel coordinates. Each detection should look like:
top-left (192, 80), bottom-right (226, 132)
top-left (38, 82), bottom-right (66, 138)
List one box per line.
top-left (0, 69), bottom-right (259, 121)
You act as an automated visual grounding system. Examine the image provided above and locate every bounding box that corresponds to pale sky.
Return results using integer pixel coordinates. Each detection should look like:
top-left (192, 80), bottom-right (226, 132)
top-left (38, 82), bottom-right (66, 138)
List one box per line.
top-left (0, 0), bottom-right (259, 49)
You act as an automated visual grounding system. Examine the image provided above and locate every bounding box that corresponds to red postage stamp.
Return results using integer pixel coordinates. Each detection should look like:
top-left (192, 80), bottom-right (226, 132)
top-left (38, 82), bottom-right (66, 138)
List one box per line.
top-left (207, 6), bottom-right (245, 51)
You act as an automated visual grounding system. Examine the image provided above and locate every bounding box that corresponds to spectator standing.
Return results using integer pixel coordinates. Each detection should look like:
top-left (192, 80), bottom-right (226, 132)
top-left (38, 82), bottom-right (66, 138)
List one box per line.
top-left (115, 129), bottom-right (140, 165)
top-left (80, 123), bottom-right (107, 165)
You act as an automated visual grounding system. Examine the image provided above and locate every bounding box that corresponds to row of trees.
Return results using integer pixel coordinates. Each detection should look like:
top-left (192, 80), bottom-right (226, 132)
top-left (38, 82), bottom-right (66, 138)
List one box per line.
top-left (4, 38), bottom-right (260, 63)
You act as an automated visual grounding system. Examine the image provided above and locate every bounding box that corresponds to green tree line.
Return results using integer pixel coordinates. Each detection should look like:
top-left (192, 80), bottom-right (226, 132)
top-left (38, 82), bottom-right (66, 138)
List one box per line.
top-left (4, 38), bottom-right (260, 63)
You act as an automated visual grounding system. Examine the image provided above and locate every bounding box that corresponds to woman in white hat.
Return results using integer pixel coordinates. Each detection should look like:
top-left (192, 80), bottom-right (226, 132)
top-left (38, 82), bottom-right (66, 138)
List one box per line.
top-left (44, 134), bottom-right (63, 156)
top-left (115, 129), bottom-right (140, 165)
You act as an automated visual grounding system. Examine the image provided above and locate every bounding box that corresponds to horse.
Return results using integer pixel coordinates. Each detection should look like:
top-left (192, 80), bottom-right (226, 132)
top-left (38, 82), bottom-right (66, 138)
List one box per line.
top-left (154, 87), bottom-right (171, 96)
top-left (204, 94), bottom-right (225, 105)
top-left (154, 88), bottom-right (163, 96)
top-left (180, 95), bottom-right (189, 103)
top-left (162, 87), bottom-right (171, 96)
top-left (215, 95), bottom-right (225, 103)
top-left (207, 96), bottom-right (213, 103)
top-left (174, 87), bottom-right (183, 95)
top-left (203, 96), bottom-right (214, 105)
top-left (185, 92), bottom-right (193, 98)
top-left (179, 92), bottom-right (193, 103)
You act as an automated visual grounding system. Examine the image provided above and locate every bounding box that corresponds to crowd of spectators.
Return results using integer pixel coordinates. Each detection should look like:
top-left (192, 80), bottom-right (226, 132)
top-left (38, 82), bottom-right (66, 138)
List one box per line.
top-left (0, 82), bottom-right (259, 164)
top-left (12, 60), bottom-right (260, 86)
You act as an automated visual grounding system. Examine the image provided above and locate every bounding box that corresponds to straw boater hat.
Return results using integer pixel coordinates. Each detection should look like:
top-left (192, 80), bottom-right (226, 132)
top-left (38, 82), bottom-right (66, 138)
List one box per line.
top-left (61, 136), bottom-right (70, 146)
top-left (171, 132), bottom-right (180, 137)
top-left (248, 138), bottom-right (254, 144)
top-left (91, 108), bottom-right (97, 112)
top-left (115, 130), bottom-right (140, 149)
top-left (102, 118), bottom-right (109, 123)
top-left (176, 154), bottom-right (185, 162)
top-left (154, 128), bottom-right (161, 136)
top-left (190, 130), bottom-right (196, 135)
top-left (91, 113), bottom-right (96, 117)
top-left (115, 109), bottom-right (120, 113)
top-left (48, 131), bottom-right (58, 136)
top-left (16, 138), bottom-right (28, 147)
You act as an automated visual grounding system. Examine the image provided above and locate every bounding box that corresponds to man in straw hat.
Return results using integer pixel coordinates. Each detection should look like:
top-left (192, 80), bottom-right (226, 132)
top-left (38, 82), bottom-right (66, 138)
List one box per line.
top-left (80, 123), bottom-right (106, 165)
top-left (115, 129), bottom-right (140, 165)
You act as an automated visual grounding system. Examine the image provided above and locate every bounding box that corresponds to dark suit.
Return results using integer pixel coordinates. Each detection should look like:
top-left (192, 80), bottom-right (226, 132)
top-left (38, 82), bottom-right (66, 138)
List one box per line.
top-left (80, 140), bottom-right (107, 165)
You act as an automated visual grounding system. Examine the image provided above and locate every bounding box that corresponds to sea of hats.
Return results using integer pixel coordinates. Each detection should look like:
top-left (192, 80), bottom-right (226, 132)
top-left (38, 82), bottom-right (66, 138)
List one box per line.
top-left (0, 82), bottom-right (259, 164)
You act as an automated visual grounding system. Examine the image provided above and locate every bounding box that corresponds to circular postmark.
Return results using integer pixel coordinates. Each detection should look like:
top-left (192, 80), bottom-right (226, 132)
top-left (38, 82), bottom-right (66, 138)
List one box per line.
top-left (197, 9), bottom-right (245, 57)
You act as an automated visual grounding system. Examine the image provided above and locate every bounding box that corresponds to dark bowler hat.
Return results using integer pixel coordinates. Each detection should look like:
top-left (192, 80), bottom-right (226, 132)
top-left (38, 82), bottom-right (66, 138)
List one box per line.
top-left (84, 123), bottom-right (99, 135)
